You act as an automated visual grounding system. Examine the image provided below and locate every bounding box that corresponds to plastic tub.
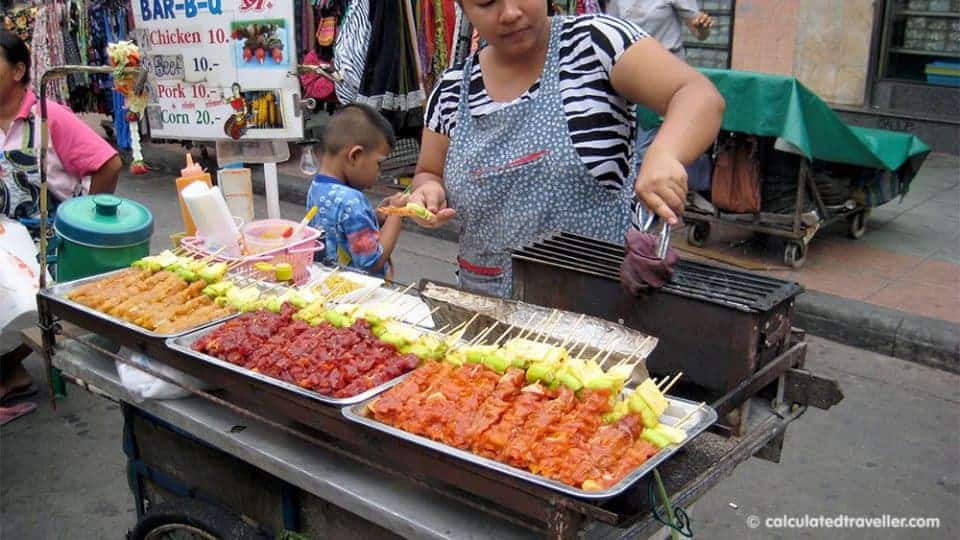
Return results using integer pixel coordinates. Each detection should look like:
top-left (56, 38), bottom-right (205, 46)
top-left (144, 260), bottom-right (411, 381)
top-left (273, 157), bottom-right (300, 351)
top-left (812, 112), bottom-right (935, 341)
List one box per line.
top-left (243, 219), bottom-right (300, 254)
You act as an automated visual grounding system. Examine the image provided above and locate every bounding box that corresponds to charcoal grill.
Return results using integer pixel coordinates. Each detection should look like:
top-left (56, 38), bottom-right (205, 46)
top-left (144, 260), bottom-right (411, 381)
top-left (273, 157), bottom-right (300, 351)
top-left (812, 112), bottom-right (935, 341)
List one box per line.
top-left (510, 231), bottom-right (806, 435)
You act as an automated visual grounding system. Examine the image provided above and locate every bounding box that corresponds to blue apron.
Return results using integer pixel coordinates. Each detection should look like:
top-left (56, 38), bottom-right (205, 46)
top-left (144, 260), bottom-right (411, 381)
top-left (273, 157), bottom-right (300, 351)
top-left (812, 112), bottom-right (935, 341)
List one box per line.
top-left (445, 16), bottom-right (634, 298)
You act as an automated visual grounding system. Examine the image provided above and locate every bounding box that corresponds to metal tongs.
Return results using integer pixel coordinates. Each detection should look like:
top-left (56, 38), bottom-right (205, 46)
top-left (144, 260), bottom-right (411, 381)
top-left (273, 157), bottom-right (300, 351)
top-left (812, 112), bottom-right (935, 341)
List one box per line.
top-left (636, 203), bottom-right (672, 260)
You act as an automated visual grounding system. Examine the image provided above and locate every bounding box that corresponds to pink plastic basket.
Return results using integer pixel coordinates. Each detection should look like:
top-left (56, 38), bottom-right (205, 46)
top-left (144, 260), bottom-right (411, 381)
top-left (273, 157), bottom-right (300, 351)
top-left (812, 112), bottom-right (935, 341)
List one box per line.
top-left (180, 224), bottom-right (324, 285)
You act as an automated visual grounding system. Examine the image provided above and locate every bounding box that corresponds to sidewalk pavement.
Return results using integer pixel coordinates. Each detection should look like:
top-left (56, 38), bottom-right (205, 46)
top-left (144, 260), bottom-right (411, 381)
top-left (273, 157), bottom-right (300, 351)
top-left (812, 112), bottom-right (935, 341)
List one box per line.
top-left (138, 141), bottom-right (959, 371)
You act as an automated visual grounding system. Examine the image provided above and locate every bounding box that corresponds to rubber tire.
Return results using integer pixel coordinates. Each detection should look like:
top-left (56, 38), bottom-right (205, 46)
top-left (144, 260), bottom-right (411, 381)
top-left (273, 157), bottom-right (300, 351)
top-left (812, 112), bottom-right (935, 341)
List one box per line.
top-left (686, 221), bottom-right (710, 247)
top-left (847, 210), bottom-right (869, 240)
top-left (128, 498), bottom-right (267, 540)
top-left (783, 242), bottom-right (807, 269)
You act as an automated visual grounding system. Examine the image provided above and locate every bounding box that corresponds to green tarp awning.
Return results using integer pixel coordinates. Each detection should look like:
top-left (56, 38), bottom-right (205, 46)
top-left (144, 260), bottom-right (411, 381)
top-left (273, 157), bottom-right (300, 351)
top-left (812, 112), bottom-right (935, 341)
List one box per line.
top-left (639, 69), bottom-right (931, 173)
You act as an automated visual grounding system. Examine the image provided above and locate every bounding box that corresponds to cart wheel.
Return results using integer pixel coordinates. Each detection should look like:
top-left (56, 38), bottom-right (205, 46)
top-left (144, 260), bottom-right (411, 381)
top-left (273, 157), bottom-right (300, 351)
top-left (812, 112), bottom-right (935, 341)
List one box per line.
top-left (128, 499), bottom-right (267, 540)
top-left (686, 221), bottom-right (710, 247)
top-left (847, 210), bottom-right (869, 240)
top-left (783, 242), bottom-right (807, 269)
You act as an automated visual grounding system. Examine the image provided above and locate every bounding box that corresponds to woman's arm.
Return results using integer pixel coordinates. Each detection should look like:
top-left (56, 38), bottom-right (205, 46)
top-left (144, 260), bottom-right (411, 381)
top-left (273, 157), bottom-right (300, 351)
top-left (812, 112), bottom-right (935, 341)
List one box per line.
top-left (611, 38), bottom-right (725, 224)
top-left (89, 154), bottom-right (122, 194)
top-left (409, 129), bottom-right (456, 227)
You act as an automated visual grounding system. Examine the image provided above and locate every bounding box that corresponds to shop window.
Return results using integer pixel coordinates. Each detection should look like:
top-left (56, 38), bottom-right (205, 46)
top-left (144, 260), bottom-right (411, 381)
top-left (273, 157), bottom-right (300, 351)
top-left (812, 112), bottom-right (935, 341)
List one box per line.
top-left (880, 0), bottom-right (960, 86)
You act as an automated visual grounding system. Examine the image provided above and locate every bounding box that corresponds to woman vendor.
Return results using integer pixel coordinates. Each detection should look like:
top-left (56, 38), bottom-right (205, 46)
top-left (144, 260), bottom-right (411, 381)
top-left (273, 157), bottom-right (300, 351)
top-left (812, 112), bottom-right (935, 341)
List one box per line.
top-left (409, 0), bottom-right (724, 298)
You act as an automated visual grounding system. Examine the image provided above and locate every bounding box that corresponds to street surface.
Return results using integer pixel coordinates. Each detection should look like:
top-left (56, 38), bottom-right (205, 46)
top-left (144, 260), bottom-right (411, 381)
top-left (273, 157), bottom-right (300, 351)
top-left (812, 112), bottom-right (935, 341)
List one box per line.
top-left (1, 167), bottom-right (957, 539)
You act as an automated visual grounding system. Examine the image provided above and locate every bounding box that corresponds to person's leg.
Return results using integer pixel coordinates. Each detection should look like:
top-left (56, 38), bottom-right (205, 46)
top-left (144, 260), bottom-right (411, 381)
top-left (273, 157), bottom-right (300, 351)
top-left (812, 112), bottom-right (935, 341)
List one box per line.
top-left (0, 344), bottom-right (35, 402)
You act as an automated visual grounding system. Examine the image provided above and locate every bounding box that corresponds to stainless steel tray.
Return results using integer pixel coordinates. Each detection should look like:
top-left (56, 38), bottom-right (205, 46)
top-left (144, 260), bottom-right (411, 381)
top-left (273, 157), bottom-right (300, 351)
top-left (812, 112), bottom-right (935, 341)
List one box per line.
top-left (40, 268), bottom-right (241, 339)
top-left (343, 387), bottom-right (718, 499)
top-left (167, 323), bottom-right (414, 407)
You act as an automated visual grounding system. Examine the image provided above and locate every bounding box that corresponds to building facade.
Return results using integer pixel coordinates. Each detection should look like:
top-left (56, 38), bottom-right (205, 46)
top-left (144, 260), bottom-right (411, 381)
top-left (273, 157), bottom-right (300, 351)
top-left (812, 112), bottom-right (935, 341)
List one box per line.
top-left (687, 0), bottom-right (959, 154)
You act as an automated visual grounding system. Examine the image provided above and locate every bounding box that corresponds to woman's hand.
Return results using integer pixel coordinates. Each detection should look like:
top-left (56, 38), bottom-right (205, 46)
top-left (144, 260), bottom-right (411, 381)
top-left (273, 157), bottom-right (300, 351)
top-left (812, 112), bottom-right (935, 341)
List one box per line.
top-left (408, 180), bottom-right (456, 228)
top-left (634, 148), bottom-right (687, 226)
top-left (620, 229), bottom-right (680, 293)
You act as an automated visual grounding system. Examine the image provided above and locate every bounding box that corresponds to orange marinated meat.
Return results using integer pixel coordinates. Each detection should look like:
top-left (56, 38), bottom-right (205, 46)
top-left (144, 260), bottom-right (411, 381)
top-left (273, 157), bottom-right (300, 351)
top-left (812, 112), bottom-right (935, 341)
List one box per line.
top-left (394, 363), bottom-right (456, 435)
top-left (572, 414), bottom-right (642, 490)
top-left (437, 364), bottom-right (501, 449)
top-left (473, 387), bottom-right (547, 460)
top-left (501, 386), bottom-right (577, 469)
top-left (600, 436), bottom-right (660, 489)
top-left (530, 388), bottom-right (611, 483)
top-left (463, 368), bottom-right (525, 449)
top-left (406, 363), bottom-right (478, 442)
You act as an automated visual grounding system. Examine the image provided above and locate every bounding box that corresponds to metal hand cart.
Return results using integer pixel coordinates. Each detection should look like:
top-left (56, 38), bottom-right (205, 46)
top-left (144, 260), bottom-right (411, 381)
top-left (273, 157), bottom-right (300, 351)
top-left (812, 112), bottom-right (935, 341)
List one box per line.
top-left (640, 69), bottom-right (931, 268)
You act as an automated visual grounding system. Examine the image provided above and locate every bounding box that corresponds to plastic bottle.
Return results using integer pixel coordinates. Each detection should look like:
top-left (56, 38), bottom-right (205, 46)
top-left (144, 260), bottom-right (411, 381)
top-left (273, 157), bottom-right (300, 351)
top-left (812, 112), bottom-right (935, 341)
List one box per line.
top-left (176, 154), bottom-right (212, 235)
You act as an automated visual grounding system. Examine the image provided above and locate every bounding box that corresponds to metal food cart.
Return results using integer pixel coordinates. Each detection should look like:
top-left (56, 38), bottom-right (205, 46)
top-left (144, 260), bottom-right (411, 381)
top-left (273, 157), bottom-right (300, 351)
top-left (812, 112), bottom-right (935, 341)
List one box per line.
top-left (641, 69), bottom-right (931, 268)
top-left (32, 251), bottom-right (843, 539)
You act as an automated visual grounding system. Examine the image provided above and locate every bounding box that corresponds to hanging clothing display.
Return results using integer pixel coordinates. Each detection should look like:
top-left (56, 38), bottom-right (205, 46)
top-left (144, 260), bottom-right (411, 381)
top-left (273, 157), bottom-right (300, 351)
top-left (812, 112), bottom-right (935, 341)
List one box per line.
top-left (356, 0), bottom-right (424, 135)
top-left (414, 0), bottom-right (469, 94)
top-left (333, 0), bottom-right (371, 105)
top-left (9, 1), bottom-right (119, 117)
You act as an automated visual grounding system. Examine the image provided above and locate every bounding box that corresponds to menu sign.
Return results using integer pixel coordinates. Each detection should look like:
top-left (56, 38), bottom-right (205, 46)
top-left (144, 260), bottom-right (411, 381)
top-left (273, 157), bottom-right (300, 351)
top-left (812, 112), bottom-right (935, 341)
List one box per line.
top-left (132, 0), bottom-right (303, 140)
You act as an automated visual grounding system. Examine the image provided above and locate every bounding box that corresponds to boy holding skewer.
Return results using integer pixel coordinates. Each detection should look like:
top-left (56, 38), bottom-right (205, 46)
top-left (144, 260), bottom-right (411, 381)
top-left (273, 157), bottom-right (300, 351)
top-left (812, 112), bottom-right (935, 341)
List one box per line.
top-left (307, 104), bottom-right (407, 278)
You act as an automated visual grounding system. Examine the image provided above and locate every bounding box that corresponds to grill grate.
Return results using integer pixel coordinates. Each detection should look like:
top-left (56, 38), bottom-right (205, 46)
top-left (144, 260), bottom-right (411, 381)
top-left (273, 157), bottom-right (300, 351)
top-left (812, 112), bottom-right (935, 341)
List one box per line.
top-left (510, 231), bottom-right (802, 312)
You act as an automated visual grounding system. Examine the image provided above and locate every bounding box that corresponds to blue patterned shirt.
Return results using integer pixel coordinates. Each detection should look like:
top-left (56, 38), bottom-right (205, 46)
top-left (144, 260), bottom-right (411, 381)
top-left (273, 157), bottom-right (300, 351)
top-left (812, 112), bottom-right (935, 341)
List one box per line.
top-left (306, 175), bottom-right (386, 277)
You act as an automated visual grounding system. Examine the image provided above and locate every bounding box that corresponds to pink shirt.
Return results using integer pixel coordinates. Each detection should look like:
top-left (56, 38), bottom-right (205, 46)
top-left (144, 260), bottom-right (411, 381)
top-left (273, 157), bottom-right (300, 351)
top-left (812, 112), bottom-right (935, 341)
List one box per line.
top-left (0, 89), bottom-right (117, 202)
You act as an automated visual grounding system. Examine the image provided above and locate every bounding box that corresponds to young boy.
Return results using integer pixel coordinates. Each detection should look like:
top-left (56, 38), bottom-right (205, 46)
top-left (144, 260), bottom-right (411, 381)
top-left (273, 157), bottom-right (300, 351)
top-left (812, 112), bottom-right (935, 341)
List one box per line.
top-left (307, 104), bottom-right (405, 277)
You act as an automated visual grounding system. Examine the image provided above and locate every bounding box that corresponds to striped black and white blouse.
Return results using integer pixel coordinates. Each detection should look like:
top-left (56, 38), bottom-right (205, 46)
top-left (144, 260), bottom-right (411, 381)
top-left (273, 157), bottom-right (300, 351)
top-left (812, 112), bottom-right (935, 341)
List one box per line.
top-left (425, 14), bottom-right (649, 191)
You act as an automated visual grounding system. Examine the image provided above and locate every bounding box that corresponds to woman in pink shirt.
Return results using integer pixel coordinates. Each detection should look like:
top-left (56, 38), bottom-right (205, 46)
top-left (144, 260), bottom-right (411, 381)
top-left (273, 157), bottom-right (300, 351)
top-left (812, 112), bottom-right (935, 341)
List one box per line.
top-left (0, 30), bottom-right (121, 412)
top-left (0, 30), bottom-right (121, 218)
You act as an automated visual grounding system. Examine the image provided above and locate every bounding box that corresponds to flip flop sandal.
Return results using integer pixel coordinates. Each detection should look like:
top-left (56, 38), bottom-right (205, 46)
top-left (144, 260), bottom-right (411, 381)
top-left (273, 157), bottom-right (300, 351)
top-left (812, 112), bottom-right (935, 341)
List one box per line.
top-left (0, 383), bottom-right (38, 406)
top-left (0, 402), bottom-right (37, 426)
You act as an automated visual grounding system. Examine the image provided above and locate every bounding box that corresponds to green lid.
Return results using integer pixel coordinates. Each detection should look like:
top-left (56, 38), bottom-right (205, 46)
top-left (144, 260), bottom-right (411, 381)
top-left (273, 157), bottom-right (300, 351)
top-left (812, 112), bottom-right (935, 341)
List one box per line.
top-left (55, 194), bottom-right (154, 247)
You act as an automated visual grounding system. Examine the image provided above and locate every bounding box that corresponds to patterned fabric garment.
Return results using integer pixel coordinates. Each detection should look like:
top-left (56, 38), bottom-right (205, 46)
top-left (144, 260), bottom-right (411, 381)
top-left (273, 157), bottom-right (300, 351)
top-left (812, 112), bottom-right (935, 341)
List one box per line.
top-left (356, 0), bottom-right (425, 131)
top-left (333, 0), bottom-right (371, 104)
top-left (306, 174), bottom-right (387, 277)
top-left (444, 17), bottom-right (633, 298)
top-left (426, 15), bottom-right (648, 192)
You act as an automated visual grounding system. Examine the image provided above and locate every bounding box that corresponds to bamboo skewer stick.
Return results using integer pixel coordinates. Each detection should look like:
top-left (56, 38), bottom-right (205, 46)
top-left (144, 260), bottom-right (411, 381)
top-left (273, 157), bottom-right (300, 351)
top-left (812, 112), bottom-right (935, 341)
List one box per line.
top-left (527, 311), bottom-right (553, 343)
top-left (446, 313), bottom-right (481, 344)
top-left (598, 338), bottom-right (623, 368)
top-left (536, 309), bottom-right (561, 343)
top-left (516, 313), bottom-right (541, 340)
top-left (661, 372), bottom-right (684, 394)
top-left (558, 314), bottom-right (586, 349)
top-left (411, 306), bottom-right (440, 327)
top-left (385, 282), bottom-right (417, 304)
top-left (199, 246), bottom-right (227, 264)
top-left (443, 320), bottom-right (469, 339)
top-left (492, 324), bottom-right (516, 346)
top-left (395, 302), bottom-right (425, 321)
top-left (675, 402), bottom-right (707, 429)
top-left (469, 322), bottom-right (500, 345)
top-left (613, 350), bottom-right (638, 370)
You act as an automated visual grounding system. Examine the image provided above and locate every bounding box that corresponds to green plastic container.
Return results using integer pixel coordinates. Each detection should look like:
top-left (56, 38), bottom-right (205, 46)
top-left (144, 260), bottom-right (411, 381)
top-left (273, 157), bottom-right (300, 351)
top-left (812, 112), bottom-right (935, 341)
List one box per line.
top-left (54, 194), bottom-right (154, 282)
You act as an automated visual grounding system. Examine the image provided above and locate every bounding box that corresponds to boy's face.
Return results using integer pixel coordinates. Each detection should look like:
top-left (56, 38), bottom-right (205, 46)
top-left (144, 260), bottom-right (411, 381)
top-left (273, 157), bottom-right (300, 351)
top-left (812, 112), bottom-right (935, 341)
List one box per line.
top-left (343, 140), bottom-right (390, 190)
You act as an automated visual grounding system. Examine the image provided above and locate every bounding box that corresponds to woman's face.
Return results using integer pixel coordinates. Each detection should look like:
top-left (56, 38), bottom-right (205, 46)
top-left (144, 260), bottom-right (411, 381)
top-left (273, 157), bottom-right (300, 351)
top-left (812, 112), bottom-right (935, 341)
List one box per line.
top-left (0, 49), bottom-right (27, 96)
top-left (0, 51), bottom-right (26, 99)
top-left (460, 0), bottom-right (549, 58)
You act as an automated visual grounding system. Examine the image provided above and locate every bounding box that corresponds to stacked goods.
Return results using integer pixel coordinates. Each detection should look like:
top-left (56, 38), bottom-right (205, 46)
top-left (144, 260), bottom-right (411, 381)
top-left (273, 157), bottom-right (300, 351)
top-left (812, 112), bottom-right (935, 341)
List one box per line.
top-left (192, 303), bottom-right (422, 398)
top-left (367, 332), bottom-right (688, 492)
top-left (66, 251), bottom-right (239, 333)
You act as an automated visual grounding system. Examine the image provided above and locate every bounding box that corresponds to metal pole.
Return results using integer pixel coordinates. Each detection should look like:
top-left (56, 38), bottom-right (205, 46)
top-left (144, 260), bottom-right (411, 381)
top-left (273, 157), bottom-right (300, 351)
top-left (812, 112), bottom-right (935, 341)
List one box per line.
top-left (37, 65), bottom-right (144, 400)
